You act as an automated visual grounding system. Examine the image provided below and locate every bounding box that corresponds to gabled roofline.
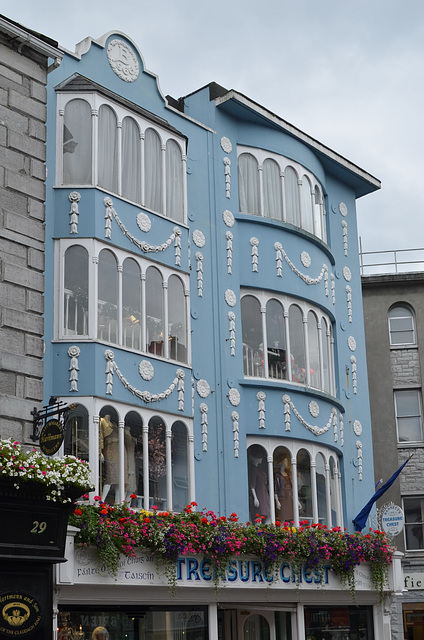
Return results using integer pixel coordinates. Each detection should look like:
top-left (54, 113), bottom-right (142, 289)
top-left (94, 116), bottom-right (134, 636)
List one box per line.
top-left (215, 89), bottom-right (381, 192)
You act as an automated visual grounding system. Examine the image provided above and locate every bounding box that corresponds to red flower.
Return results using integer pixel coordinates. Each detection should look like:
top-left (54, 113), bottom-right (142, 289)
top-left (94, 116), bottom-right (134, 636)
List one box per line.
top-left (100, 508), bottom-right (108, 515)
top-left (74, 508), bottom-right (82, 516)
top-left (275, 520), bottom-right (281, 527)
top-left (130, 493), bottom-right (137, 500)
top-left (144, 517), bottom-right (150, 523)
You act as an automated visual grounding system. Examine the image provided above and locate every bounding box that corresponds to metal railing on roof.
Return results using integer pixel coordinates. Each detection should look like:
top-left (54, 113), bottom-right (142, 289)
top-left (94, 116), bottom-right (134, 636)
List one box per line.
top-left (359, 238), bottom-right (424, 276)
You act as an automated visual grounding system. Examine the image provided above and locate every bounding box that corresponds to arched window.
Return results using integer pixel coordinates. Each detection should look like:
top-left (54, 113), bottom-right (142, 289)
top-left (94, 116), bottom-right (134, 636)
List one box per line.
top-left (99, 405), bottom-right (120, 504)
top-left (238, 153), bottom-right (260, 215)
top-left (146, 266), bottom-right (164, 356)
top-left (98, 249), bottom-right (118, 344)
top-left (266, 298), bottom-right (286, 380)
top-left (64, 404), bottom-right (89, 462)
top-left (388, 304), bottom-right (416, 345)
top-left (168, 275), bottom-right (187, 363)
top-left (329, 456), bottom-right (338, 527)
top-left (145, 128), bottom-right (162, 213)
top-left (124, 411), bottom-right (143, 504)
top-left (241, 296), bottom-right (264, 377)
top-left (307, 310), bottom-right (321, 389)
top-left (263, 158), bottom-right (282, 220)
top-left (273, 446), bottom-right (293, 523)
top-left (289, 305), bottom-right (306, 383)
top-left (321, 317), bottom-right (331, 394)
top-left (171, 421), bottom-right (189, 511)
top-left (63, 99), bottom-right (92, 184)
top-left (314, 185), bottom-right (323, 239)
top-left (98, 105), bottom-right (118, 192)
top-left (148, 416), bottom-right (167, 510)
top-left (316, 453), bottom-right (327, 524)
top-left (284, 166), bottom-right (300, 227)
top-left (64, 245), bottom-right (88, 336)
top-left (297, 449), bottom-right (312, 520)
top-left (122, 116), bottom-right (141, 202)
top-left (247, 444), bottom-right (269, 522)
top-left (301, 176), bottom-right (314, 234)
top-left (166, 139), bottom-right (184, 222)
top-left (122, 258), bottom-right (142, 350)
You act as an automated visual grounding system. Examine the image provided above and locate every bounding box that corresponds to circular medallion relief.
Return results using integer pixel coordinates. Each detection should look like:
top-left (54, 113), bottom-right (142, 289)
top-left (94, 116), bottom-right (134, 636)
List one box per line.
top-left (137, 212), bottom-right (151, 232)
top-left (197, 379), bottom-right (210, 398)
top-left (348, 336), bottom-right (357, 352)
top-left (139, 360), bottom-right (154, 381)
top-left (343, 266), bottom-right (352, 282)
top-left (228, 388), bottom-right (241, 406)
top-left (223, 210), bottom-right (235, 227)
top-left (353, 420), bottom-right (363, 436)
top-left (301, 251), bottom-right (311, 268)
top-left (225, 289), bottom-right (237, 307)
top-left (339, 202), bottom-right (348, 216)
top-left (193, 230), bottom-right (206, 247)
top-left (220, 136), bottom-right (233, 153)
top-left (309, 401), bottom-right (320, 418)
top-left (107, 39), bottom-right (139, 82)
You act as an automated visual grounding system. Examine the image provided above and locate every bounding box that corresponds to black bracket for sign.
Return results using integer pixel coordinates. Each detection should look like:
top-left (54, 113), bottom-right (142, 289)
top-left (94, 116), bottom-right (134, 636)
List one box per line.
top-left (31, 398), bottom-right (76, 442)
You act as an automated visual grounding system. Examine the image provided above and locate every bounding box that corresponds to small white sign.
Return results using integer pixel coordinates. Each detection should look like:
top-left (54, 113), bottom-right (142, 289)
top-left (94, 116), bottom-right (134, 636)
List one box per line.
top-left (381, 504), bottom-right (404, 537)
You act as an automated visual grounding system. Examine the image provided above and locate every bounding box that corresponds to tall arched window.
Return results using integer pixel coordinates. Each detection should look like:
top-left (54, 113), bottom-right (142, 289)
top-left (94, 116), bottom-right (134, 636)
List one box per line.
top-left (124, 411), bottom-right (143, 503)
top-left (168, 275), bottom-right (187, 362)
top-left (321, 317), bottom-right (331, 394)
top-left (301, 176), bottom-right (314, 234)
top-left (247, 444), bottom-right (269, 522)
top-left (99, 405), bottom-right (120, 504)
top-left (171, 421), bottom-right (189, 512)
top-left (63, 99), bottom-right (92, 184)
top-left (146, 266), bottom-right (164, 356)
top-left (273, 446), bottom-right (293, 523)
top-left (297, 449), bottom-right (312, 520)
top-left (329, 456), bottom-right (338, 527)
top-left (145, 128), bottom-right (162, 212)
top-left (314, 185), bottom-right (323, 239)
top-left (308, 311), bottom-right (321, 389)
top-left (122, 258), bottom-right (142, 351)
top-left (148, 416), bottom-right (167, 510)
top-left (266, 298), bottom-right (286, 380)
top-left (263, 158), bottom-right (282, 220)
top-left (98, 105), bottom-right (118, 192)
top-left (289, 305), bottom-right (306, 383)
top-left (64, 245), bottom-right (88, 336)
top-left (98, 249), bottom-right (118, 344)
top-left (64, 404), bottom-right (89, 462)
top-left (241, 295), bottom-right (264, 377)
top-left (166, 139), bottom-right (184, 222)
top-left (284, 166), bottom-right (301, 227)
top-left (388, 304), bottom-right (416, 345)
top-left (122, 116), bottom-right (141, 202)
top-left (316, 453), bottom-right (327, 524)
top-left (238, 153), bottom-right (260, 215)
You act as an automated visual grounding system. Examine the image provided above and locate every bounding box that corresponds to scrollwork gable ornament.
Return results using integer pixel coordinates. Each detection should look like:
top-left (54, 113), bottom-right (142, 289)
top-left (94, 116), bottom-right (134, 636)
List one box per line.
top-left (107, 39), bottom-right (139, 82)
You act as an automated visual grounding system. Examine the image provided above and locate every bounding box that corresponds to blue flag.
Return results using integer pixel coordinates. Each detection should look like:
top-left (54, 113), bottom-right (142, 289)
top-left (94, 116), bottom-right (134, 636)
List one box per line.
top-left (353, 456), bottom-right (412, 532)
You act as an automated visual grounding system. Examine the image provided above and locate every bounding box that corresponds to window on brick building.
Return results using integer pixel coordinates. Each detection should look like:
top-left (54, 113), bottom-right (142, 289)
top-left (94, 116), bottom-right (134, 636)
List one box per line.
top-left (394, 389), bottom-right (423, 442)
top-left (388, 305), bottom-right (416, 346)
top-left (404, 496), bottom-right (424, 550)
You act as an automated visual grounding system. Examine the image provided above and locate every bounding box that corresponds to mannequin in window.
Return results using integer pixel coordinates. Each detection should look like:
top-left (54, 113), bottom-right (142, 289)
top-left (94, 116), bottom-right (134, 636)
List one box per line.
top-left (274, 454), bottom-right (294, 523)
top-left (99, 414), bottom-right (119, 502)
top-left (248, 445), bottom-right (270, 522)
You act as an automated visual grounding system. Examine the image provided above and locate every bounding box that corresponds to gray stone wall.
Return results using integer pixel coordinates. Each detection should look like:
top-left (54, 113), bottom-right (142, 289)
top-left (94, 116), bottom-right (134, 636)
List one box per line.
top-left (0, 37), bottom-right (49, 442)
top-left (391, 347), bottom-right (421, 386)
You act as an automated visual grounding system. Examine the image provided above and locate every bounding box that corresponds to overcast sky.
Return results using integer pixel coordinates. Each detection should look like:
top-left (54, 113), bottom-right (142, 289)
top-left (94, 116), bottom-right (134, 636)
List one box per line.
top-left (6, 0), bottom-right (424, 260)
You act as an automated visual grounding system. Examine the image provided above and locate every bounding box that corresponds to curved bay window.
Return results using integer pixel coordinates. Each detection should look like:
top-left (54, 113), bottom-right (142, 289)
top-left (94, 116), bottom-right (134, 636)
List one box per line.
top-left (58, 240), bottom-right (190, 364)
top-left (238, 147), bottom-right (326, 242)
top-left (241, 290), bottom-right (335, 394)
top-left (58, 94), bottom-right (186, 223)
top-left (248, 438), bottom-right (342, 527)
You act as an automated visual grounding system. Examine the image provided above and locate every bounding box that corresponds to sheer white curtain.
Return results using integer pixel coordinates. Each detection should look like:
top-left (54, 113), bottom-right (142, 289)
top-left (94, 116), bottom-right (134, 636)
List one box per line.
top-left (98, 105), bottom-right (118, 192)
top-left (145, 266), bottom-right (164, 355)
top-left (122, 117), bottom-right (141, 203)
top-left (314, 186), bottom-right (323, 239)
top-left (238, 153), bottom-right (260, 215)
top-left (288, 304), bottom-right (306, 383)
top-left (263, 158), bottom-right (283, 220)
top-left (166, 140), bottom-right (184, 222)
top-left (168, 275), bottom-right (187, 362)
top-left (122, 258), bottom-right (142, 351)
top-left (307, 311), bottom-right (321, 389)
top-left (63, 99), bottom-right (92, 185)
top-left (97, 249), bottom-right (118, 344)
top-left (284, 166), bottom-right (301, 227)
top-left (301, 176), bottom-right (314, 233)
top-left (145, 128), bottom-right (162, 212)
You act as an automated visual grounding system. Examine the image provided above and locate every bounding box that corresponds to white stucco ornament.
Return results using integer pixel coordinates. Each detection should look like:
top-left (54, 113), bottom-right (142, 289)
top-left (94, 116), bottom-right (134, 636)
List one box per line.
top-left (223, 210), bottom-right (235, 227)
top-left (196, 379), bottom-right (210, 398)
top-left (137, 212), bottom-right (151, 232)
top-left (339, 202), bottom-right (348, 216)
top-left (301, 251), bottom-right (311, 268)
top-left (353, 420), bottom-right (363, 436)
top-left (225, 289), bottom-right (237, 307)
top-left (348, 336), bottom-right (357, 352)
top-left (107, 39), bottom-right (139, 82)
top-left (309, 401), bottom-right (320, 418)
top-left (192, 230), bottom-right (206, 248)
top-left (343, 266), bottom-right (352, 282)
top-left (228, 388), bottom-right (241, 406)
top-left (139, 360), bottom-right (154, 381)
top-left (220, 136), bottom-right (233, 153)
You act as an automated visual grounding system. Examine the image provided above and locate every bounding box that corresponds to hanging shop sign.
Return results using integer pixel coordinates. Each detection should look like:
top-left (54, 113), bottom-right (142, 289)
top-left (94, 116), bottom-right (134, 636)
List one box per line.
top-left (39, 419), bottom-right (64, 456)
top-left (0, 592), bottom-right (42, 636)
top-left (380, 503), bottom-right (404, 537)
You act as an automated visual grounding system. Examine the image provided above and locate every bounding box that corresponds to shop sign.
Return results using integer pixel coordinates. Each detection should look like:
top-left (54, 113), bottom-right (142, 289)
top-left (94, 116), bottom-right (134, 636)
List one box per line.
top-left (67, 547), bottom-right (374, 591)
top-left (0, 592), bottom-right (42, 636)
top-left (404, 573), bottom-right (424, 590)
top-left (39, 419), bottom-right (63, 456)
top-left (380, 504), bottom-right (404, 537)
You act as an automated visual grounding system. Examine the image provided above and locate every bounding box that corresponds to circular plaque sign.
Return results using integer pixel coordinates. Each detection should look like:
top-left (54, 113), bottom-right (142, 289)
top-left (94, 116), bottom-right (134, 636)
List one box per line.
top-left (107, 39), bottom-right (139, 82)
top-left (381, 504), bottom-right (404, 537)
top-left (0, 592), bottom-right (41, 636)
top-left (40, 419), bottom-right (64, 456)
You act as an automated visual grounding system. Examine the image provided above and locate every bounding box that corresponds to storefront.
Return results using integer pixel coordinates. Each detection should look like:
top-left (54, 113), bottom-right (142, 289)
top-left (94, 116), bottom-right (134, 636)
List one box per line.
top-left (55, 536), bottom-right (403, 640)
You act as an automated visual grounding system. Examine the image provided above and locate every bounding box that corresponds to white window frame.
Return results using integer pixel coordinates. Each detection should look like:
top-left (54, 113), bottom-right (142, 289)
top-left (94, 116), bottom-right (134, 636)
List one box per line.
top-left (56, 92), bottom-right (187, 223)
top-left (55, 238), bottom-right (191, 364)
top-left (394, 388), bottom-right (423, 443)
top-left (388, 305), bottom-right (416, 346)
top-left (403, 495), bottom-right (424, 552)
top-left (237, 146), bottom-right (327, 242)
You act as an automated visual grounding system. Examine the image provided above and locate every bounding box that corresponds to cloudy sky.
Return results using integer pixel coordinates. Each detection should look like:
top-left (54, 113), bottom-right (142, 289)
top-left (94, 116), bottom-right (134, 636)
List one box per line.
top-left (6, 0), bottom-right (424, 260)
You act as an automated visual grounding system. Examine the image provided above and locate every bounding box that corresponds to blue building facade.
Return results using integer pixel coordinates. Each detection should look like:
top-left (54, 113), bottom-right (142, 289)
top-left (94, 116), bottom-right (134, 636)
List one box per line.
top-left (43, 32), bottom-right (394, 640)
